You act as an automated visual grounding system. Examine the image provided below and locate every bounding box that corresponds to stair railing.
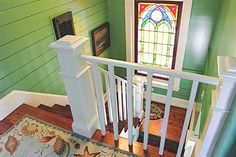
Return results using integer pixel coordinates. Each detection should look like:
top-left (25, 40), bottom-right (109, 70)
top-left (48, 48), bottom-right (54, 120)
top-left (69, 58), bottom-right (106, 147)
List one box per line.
top-left (50, 36), bottom-right (235, 157)
top-left (99, 67), bottom-right (144, 125)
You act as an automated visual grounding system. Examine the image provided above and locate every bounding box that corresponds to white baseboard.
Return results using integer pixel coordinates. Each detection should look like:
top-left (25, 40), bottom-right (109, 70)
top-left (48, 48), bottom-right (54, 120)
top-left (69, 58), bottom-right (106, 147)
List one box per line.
top-left (0, 90), bottom-right (69, 120)
top-left (144, 92), bottom-right (188, 109)
top-left (106, 91), bottom-right (190, 109)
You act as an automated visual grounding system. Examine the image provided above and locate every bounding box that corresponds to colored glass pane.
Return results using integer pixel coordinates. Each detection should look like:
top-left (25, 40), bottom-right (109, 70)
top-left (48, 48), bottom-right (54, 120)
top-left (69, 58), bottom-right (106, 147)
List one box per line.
top-left (136, 2), bottom-right (181, 78)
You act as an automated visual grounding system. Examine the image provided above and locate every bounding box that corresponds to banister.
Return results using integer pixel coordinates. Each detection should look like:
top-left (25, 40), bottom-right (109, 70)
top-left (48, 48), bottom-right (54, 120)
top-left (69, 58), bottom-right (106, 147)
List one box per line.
top-left (98, 67), bottom-right (127, 83)
top-left (82, 55), bottom-right (220, 86)
top-left (50, 35), bottom-right (234, 157)
top-left (98, 67), bottom-right (139, 87)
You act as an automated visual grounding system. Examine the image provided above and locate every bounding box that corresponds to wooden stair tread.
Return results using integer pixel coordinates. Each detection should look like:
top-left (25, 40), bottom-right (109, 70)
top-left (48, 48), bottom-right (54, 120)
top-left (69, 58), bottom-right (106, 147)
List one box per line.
top-left (105, 117), bottom-right (142, 134)
top-left (104, 100), bottom-right (142, 134)
top-left (92, 129), bottom-right (176, 157)
top-left (138, 132), bottom-right (179, 153)
top-left (38, 104), bottom-right (73, 119)
top-left (0, 104), bottom-right (178, 156)
top-left (0, 104), bottom-right (73, 135)
top-left (52, 104), bottom-right (71, 112)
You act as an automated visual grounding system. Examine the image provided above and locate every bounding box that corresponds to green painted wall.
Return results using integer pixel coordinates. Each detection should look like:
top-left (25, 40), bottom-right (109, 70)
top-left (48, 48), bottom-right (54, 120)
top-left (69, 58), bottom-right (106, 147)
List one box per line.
top-left (186, 0), bottom-right (222, 134)
top-left (0, 0), bottom-right (110, 98)
top-left (203, 0), bottom-right (236, 156)
top-left (199, 0), bottom-right (236, 134)
top-left (106, 0), bottom-right (126, 77)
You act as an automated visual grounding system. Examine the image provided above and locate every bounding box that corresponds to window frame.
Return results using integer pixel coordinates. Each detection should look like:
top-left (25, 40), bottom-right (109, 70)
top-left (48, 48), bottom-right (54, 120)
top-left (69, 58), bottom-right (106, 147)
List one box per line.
top-left (125, 0), bottom-right (193, 91)
top-left (134, 1), bottom-right (183, 80)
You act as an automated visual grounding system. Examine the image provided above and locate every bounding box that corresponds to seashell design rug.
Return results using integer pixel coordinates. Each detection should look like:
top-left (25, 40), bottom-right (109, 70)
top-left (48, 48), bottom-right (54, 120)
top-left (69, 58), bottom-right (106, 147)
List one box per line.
top-left (0, 115), bottom-right (137, 157)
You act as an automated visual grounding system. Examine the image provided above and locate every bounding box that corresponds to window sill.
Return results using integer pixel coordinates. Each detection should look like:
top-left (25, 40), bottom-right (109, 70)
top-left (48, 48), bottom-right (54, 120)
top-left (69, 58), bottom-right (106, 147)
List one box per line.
top-left (133, 75), bottom-right (180, 92)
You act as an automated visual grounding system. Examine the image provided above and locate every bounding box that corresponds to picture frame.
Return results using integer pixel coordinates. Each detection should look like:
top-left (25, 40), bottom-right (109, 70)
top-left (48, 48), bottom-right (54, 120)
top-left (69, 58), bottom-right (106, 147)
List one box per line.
top-left (91, 23), bottom-right (110, 56)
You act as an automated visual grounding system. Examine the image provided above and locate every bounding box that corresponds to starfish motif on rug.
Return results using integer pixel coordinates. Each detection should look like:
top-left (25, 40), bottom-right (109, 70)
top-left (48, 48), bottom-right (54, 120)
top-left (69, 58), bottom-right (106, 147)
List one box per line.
top-left (74, 146), bottom-right (100, 157)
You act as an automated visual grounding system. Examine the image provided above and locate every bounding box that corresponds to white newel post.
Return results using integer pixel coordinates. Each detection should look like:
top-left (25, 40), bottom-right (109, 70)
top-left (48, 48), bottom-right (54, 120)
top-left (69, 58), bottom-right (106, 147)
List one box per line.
top-left (199, 72), bottom-right (236, 157)
top-left (133, 76), bottom-right (145, 118)
top-left (50, 35), bottom-right (99, 138)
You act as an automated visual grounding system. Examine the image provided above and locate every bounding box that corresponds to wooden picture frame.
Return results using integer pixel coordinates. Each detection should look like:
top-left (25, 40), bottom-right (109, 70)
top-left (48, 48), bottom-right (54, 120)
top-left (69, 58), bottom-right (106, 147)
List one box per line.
top-left (91, 23), bottom-right (110, 56)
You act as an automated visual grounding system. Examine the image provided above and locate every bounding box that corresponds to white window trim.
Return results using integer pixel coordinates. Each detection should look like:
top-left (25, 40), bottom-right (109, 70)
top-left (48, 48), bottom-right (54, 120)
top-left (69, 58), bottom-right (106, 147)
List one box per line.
top-left (125, 0), bottom-right (193, 91)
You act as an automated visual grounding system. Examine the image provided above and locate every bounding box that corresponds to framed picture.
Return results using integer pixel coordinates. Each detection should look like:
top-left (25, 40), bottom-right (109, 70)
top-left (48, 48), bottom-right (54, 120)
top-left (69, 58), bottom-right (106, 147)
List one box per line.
top-left (52, 11), bottom-right (75, 40)
top-left (91, 23), bottom-right (110, 56)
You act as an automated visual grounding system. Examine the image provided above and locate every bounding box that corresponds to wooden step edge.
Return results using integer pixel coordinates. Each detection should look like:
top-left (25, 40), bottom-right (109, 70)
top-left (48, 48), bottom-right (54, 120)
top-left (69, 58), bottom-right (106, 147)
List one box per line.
top-left (52, 104), bottom-right (71, 111)
top-left (0, 104), bottom-right (73, 134)
top-left (92, 129), bottom-right (176, 157)
top-left (38, 104), bottom-right (73, 119)
top-left (138, 131), bottom-right (179, 153)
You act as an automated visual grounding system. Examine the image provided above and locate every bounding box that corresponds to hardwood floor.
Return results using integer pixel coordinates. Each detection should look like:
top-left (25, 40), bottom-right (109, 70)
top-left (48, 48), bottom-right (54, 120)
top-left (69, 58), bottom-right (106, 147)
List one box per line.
top-left (140, 102), bottom-right (186, 142)
top-left (92, 130), bottom-right (176, 157)
top-left (0, 103), bottom-right (185, 156)
top-left (135, 102), bottom-right (186, 153)
top-left (0, 104), bottom-right (73, 135)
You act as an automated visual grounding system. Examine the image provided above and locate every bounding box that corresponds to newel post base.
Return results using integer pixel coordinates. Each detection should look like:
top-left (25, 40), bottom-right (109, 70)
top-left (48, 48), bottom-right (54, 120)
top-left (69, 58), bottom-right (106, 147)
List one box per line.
top-left (50, 35), bottom-right (99, 138)
top-left (198, 72), bottom-right (236, 157)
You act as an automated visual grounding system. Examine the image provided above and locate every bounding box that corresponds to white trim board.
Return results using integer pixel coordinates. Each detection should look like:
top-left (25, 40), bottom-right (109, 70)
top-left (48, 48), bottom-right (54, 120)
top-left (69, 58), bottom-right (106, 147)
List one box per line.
top-left (144, 92), bottom-right (202, 110)
top-left (144, 92), bottom-right (188, 109)
top-left (0, 90), bottom-right (69, 121)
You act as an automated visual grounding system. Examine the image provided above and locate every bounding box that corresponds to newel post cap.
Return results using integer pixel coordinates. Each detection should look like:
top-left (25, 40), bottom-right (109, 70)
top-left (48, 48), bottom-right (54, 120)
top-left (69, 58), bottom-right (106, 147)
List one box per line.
top-left (49, 35), bottom-right (89, 51)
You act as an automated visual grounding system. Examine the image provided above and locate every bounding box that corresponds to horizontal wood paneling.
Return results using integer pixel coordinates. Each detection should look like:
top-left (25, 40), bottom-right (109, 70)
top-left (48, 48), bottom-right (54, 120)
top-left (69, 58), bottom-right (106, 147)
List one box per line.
top-left (0, 0), bottom-right (39, 11)
top-left (30, 68), bottom-right (60, 92)
top-left (0, 49), bottom-right (55, 93)
top-left (0, 0), bottom-right (109, 99)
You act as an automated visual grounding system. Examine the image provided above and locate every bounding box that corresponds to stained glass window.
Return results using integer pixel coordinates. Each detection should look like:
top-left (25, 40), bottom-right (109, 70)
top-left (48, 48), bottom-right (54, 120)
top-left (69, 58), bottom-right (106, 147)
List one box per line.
top-left (135, 1), bottom-right (182, 78)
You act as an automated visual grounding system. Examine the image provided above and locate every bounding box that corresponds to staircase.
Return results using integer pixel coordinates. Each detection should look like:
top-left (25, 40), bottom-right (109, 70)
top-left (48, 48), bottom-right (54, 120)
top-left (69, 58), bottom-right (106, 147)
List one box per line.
top-left (48, 35), bottom-right (236, 157)
top-left (37, 103), bottom-right (185, 155)
top-left (0, 103), bottom-right (177, 156)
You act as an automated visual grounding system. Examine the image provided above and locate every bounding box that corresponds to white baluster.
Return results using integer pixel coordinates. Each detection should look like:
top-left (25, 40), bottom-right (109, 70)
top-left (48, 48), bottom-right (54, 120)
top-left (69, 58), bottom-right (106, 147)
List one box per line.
top-left (159, 77), bottom-right (175, 155)
top-left (133, 85), bottom-right (136, 117)
top-left (100, 71), bottom-right (108, 125)
top-left (127, 68), bottom-right (134, 145)
top-left (122, 81), bottom-right (127, 120)
top-left (143, 72), bottom-right (153, 150)
top-left (91, 63), bottom-right (106, 135)
top-left (114, 78), bottom-right (119, 122)
top-left (176, 81), bottom-right (199, 157)
top-left (105, 73), bottom-right (113, 123)
top-left (117, 79), bottom-right (123, 121)
top-left (108, 65), bottom-right (119, 140)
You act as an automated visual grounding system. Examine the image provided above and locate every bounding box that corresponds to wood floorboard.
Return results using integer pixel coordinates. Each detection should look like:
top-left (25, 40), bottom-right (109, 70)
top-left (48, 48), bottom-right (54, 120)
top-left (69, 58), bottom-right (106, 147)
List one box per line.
top-left (0, 104), bottom-right (73, 135)
top-left (38, 104), bottom-right (73, 119)
top-left (92, 130), bottom-right (176, 157)
top-left (140, 102), bottom-right (186, 142)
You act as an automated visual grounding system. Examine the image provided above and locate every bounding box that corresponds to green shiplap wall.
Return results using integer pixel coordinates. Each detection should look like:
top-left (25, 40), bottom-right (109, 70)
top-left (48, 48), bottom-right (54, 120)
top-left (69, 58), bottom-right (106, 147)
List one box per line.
top-left (0, 0), bottom-right (110, 99)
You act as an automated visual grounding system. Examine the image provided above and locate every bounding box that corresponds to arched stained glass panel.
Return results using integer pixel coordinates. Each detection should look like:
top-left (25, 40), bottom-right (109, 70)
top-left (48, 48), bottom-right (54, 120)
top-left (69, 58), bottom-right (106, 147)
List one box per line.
top-left (135, 1), bottom-right (182, 79)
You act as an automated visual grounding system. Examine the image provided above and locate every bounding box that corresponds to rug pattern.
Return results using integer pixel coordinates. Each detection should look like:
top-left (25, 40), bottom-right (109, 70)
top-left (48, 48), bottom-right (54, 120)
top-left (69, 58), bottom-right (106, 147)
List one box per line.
top-left (143, 101), bottom-right (164, 120)
top-left (0, 116), bottom-right (136, 157)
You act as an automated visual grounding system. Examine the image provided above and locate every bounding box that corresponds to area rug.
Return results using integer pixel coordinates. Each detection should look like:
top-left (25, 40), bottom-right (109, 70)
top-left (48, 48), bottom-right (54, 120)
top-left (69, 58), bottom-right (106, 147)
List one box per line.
top-left (0, 115), bottom-right (137, 157)
top-left (143, 101), bottom-right (164, 120)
